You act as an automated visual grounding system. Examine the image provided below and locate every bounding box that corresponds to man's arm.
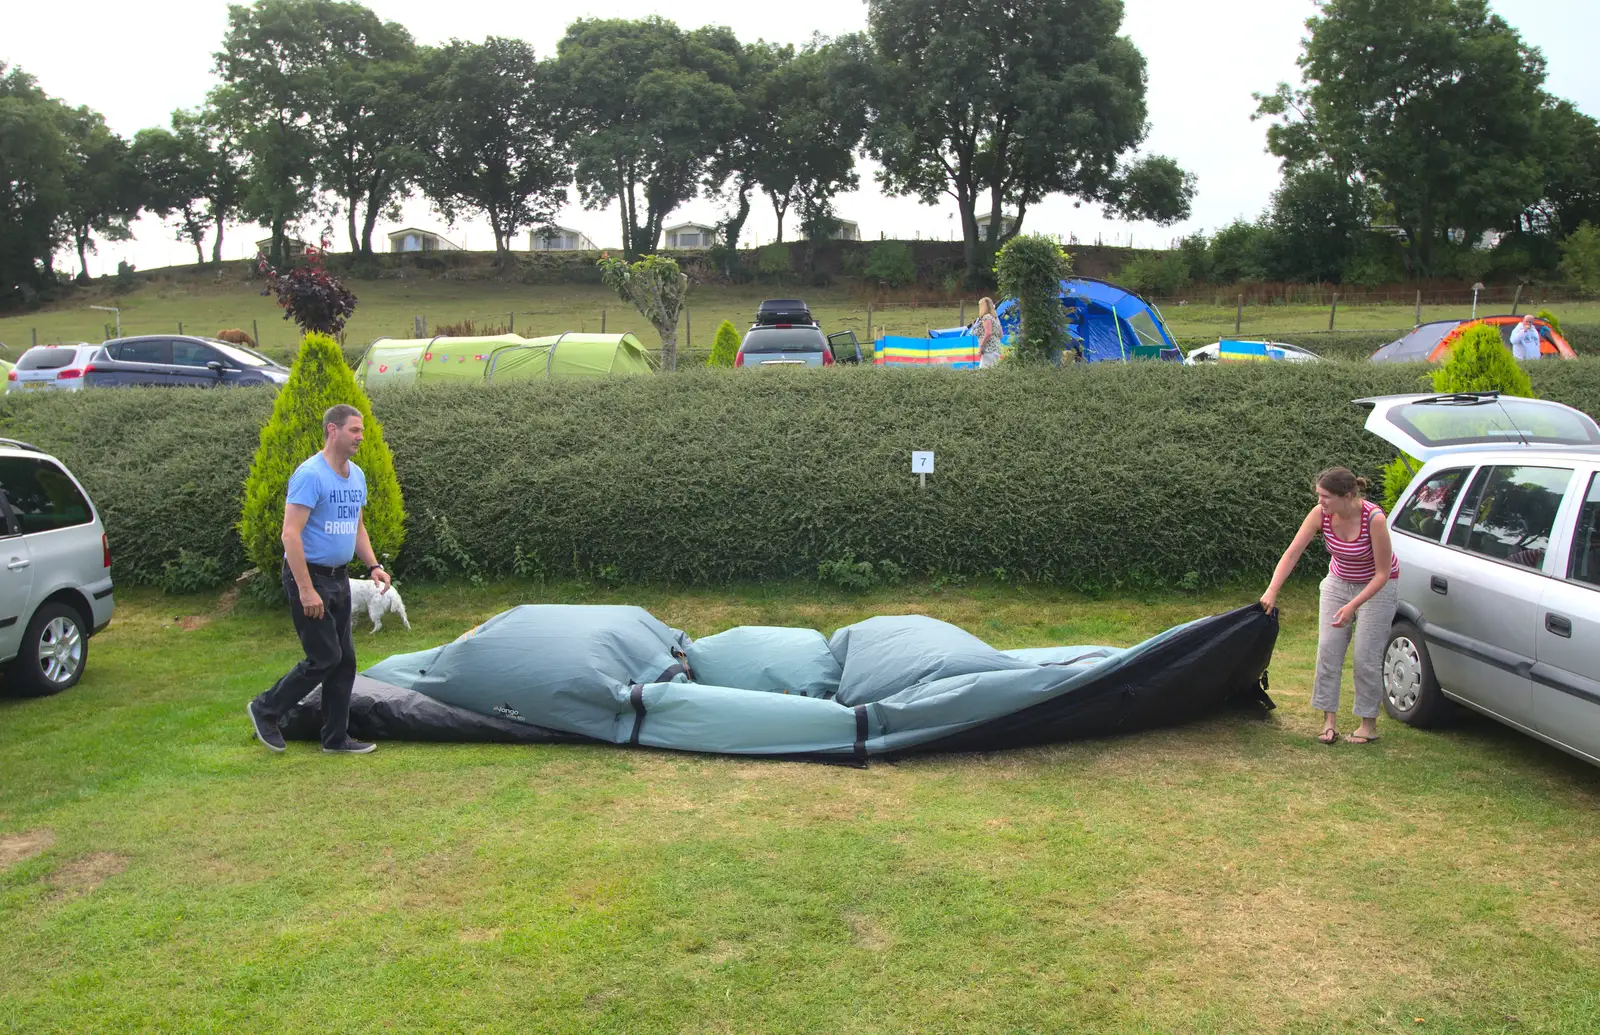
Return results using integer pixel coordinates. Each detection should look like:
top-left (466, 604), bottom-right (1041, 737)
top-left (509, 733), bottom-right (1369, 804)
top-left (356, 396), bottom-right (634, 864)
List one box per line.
top-left (281, 503), bottom-right (325, 619)
top-left (355, 512), bottom-right (391, 591)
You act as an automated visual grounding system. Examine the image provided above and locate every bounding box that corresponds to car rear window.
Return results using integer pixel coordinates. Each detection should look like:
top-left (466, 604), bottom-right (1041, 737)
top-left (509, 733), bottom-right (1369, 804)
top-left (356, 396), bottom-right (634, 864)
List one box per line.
top-left (1390, 398), bottom-right (1600, 449)
top-left (0, 456), bottom-right (92, 533)
top-left (17, 347), bottom-right (86, 371)
top-left (741, 328), bottom-right (826, 353)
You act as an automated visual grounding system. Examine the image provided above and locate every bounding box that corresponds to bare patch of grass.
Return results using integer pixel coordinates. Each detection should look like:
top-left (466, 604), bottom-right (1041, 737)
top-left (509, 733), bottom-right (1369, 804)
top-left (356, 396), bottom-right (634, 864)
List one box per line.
top-left (48, 853), bottom-right (128, 900)
top-left (0, 828), bottom-right (54, 869)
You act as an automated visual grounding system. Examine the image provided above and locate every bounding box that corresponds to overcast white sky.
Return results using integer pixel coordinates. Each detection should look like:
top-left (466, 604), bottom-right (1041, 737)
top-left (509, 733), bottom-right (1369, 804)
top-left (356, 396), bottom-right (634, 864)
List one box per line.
top-left (9, 0), bottom-right (1598, 275)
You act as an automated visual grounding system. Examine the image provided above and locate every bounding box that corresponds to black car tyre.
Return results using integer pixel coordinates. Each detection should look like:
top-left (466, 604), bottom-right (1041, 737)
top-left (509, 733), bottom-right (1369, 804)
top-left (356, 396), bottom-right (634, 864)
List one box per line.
top-left (5, 602), bottom-right (88, 698)
top-left (1382, 619), bottom-right (1449, 727)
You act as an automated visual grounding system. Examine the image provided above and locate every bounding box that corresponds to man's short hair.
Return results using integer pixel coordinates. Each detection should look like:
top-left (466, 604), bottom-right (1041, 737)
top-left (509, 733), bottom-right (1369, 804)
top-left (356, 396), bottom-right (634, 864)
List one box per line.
top-left (323, 404), bottom-right (362, 435)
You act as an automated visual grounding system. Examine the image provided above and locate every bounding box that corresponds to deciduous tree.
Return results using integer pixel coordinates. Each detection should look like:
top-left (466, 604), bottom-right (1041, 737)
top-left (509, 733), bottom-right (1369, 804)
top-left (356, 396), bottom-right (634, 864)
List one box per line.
top-left (868, 0), bottom-right (1191, 280)
top-left (418, 37), bottom-right (568, 259)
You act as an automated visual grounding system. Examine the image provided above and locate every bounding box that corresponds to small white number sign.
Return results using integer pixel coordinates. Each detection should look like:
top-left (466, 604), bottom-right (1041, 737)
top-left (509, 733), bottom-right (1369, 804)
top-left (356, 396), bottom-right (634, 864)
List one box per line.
top-left (911, 451), bottom-right (935, 474)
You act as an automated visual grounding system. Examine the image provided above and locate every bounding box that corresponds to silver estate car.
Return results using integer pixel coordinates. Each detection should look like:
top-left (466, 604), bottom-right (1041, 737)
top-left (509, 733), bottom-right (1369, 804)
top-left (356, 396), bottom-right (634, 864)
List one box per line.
top-left (1360, 393), bottom-right (1600, 766)
top-left (0, 439), bottom-right (115, 696)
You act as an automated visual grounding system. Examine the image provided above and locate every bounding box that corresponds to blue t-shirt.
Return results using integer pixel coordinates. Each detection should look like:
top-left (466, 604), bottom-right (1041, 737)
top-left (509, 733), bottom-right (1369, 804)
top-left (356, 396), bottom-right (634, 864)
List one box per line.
top-left (285, 454), bottom-right (368, 566)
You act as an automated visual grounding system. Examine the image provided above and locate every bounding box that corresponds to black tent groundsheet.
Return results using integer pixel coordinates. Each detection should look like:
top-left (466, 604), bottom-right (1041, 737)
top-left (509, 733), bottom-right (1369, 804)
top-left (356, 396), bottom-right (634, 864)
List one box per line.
top-left (281, 604), bottom-right (1278, 763)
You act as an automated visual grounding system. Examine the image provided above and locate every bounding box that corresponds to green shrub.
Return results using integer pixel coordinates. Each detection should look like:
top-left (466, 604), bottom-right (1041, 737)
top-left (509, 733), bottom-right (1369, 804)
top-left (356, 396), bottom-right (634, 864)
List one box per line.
top-left (708, 320), bottom-right (741, 368)
top-left (863, 242), bottom-right (915, 288)
top-left (757, 243), bottom-right (792, 277)
top-left (1431, 323), bottom-right (1535, 396)
top-left (1381, 453), bottom-right (1421, 514)
top-left (7, 361), bottom-right (1598, 593)
top-left (1536, 308), bottom-right (1562, 337)
top-left (239, 332), bottom-right (406, 580)
top-left (996, 235), bottom-right (1073, 363)
top-left (1115, 251), bottom-right (1189, 297)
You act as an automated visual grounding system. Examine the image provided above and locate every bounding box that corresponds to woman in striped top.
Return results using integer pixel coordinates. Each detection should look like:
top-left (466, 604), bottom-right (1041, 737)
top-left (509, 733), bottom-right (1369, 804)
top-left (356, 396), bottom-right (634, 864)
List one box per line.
top-left (1261, 467), bottom-right (1399, 745)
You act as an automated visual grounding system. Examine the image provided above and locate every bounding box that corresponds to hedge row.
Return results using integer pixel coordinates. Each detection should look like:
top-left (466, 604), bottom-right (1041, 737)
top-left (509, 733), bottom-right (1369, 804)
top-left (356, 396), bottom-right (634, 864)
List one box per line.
top-left (2, 360), bottom-right (1596, 593)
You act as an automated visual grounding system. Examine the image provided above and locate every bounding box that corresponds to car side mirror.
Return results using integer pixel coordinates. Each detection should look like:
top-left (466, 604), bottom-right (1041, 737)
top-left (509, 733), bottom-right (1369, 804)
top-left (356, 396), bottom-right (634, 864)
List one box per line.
top-left (206, 360), bottom-right (226, 374)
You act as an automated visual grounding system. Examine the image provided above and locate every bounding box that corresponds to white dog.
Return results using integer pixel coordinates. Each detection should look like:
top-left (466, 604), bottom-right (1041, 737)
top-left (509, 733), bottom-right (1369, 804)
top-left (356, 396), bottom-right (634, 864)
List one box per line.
top-left (349, 578), bottom-right (410, 633)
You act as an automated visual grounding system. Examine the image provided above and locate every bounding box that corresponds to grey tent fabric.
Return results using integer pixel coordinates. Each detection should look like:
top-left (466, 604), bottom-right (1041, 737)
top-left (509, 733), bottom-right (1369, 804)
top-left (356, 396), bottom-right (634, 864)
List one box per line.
top-left (828, 615), bottom-right (1035, 706)
top-left (1370, 322), bottom-right (1456, 363)
top-left (292, 603), bottom-right (1279, 763)
top-left (687, 626), bottom-right (842, 697)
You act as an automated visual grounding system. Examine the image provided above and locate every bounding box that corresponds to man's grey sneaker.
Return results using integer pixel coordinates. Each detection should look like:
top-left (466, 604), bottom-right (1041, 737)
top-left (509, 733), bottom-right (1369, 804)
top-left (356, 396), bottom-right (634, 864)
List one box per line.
top-left (323, 738), bottom-right (377, 754)
top-left (247, 701), bottom-right (286, 752)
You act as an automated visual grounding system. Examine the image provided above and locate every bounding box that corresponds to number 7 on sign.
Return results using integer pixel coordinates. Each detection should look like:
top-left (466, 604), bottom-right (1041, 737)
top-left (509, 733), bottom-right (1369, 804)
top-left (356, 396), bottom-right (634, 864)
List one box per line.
top-left (911, 451), bottom-right (934, 489)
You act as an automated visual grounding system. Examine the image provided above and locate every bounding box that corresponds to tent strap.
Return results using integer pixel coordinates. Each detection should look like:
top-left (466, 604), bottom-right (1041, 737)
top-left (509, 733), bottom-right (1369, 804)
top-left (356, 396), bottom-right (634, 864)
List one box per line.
top-left (628, 684), bottom-right (647, 746)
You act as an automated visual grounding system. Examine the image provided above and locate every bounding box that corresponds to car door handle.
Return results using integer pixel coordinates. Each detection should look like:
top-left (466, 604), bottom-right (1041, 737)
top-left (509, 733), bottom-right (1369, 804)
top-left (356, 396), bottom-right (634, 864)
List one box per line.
top-left (1546, 613), bottom-right (1573, 638)
top-left (1430, 575), bottom-right (1448, 595)
top-left (7, 558), bottom-right (30, 571)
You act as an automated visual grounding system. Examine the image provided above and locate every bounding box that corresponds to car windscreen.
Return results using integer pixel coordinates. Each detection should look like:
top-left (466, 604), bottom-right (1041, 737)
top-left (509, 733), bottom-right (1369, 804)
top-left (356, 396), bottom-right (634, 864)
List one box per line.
top-left (17, 347), bottom-right (85, 370)
top-left (203, 340), bottom-right (273, 367)
top-left (1391, 398), bottom-right (1600, 448)
top-left (740, 329), bottom-right (826, 353)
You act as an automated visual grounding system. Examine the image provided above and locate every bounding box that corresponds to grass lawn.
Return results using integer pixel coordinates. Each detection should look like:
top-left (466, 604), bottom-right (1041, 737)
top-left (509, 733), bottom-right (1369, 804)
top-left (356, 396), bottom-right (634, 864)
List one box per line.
top-left (3, 273), bottom-right (1596, 363)
top-left (2, 578), bottom-right (1598, 1033)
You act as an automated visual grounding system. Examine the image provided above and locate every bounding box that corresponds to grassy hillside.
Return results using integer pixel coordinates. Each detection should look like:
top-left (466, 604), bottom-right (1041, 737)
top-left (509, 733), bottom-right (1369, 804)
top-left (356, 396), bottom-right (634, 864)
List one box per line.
top-left (3, 263), bottom-right (1597, 364)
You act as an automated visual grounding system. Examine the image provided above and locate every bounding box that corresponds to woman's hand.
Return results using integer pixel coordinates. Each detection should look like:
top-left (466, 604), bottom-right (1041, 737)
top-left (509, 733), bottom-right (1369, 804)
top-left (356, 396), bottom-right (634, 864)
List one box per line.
top-left (1259, 589), bottom-right (1278, 612)
top-left (1331, 602), bottom-right (1359, 628)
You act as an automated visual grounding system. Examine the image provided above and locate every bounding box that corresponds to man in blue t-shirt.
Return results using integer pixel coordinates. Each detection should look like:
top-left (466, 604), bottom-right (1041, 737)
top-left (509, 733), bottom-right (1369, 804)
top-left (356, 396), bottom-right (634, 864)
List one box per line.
top-left (247, 404), bottom-right (392, 754)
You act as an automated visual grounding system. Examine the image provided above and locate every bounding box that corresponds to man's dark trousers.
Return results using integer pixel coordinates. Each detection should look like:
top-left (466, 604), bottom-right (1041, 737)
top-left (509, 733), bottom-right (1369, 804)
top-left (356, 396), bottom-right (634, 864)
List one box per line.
top-left (252, 566), bottom-right (357, 748)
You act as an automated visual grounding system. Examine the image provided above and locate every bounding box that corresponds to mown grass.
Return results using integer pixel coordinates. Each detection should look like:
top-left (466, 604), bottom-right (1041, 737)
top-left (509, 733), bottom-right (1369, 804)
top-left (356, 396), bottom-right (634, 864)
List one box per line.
top-left (3, 578), bottom-right (1598, 1034)
top-left (3, 271), bottom-right (1596, 364)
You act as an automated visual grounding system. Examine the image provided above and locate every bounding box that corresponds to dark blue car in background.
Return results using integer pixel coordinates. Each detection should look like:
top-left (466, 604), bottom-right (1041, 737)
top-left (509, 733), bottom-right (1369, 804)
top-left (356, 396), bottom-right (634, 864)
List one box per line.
top-left (83, 335), bottom-right (290, 389)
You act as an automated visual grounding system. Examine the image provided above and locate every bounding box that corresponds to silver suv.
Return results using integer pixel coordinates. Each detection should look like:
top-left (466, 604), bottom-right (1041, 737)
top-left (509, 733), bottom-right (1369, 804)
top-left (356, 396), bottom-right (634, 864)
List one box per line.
top-left (0, 440), bottom-right (115, 696)
top-left (1361, 393), bottom-right (1600, 766)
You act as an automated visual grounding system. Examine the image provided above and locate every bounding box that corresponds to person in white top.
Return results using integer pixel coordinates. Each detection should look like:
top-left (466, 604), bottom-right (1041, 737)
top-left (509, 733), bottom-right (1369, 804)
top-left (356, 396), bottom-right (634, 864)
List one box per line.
top-left (1508, 315), bottom-right (1544, 361)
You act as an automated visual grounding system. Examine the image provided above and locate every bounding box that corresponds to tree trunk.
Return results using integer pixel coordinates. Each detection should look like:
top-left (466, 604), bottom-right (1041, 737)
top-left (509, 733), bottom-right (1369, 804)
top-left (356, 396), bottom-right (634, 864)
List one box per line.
top-left (361, 186), bottom-right (381, 257)
top-left (770, 193), bottom-right (790, 243)
top-left (193, 237), bottom-right (206, 265)
top-left (75, 233), bottom-right (91, 281)
top-left (212, 216), bottom-right (225, 264)
top-left (347, 201), bottom-right (360, 255)
top-left (721, 183), bottom-right (752, 275)
top-left (656, 322), bottom-right (677, 371)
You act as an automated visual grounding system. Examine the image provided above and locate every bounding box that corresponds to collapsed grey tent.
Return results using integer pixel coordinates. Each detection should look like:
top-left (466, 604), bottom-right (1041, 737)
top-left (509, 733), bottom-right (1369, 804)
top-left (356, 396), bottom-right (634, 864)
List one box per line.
top-left (281, 604), bottom-right (1278, 763)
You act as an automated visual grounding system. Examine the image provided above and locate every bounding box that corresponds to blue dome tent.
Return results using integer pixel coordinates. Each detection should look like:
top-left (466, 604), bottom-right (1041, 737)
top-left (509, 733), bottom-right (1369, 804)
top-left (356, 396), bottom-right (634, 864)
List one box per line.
top-left (997, 278), bottom-right (1181, 363)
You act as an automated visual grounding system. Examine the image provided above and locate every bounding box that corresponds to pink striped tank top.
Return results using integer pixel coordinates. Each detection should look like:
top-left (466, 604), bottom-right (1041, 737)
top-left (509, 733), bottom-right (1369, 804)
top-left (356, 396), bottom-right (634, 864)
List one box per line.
top-left (1324, 499), bottom-right (1400, 582)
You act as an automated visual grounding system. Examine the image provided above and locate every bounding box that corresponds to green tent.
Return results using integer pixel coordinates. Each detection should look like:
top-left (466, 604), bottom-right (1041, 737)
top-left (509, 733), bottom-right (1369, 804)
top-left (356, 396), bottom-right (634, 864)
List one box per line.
top-left (356, 333), bottom-right (655, 387)
top-left (487, 332), bottom-right (656, 381)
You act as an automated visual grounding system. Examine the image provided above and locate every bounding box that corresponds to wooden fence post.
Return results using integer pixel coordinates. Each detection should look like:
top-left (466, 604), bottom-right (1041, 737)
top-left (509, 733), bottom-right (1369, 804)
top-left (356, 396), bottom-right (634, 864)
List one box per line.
top-left (960, 300), bottom-right (966, 326)
top-left (178, 321), bottom-right (183, 335)
top-left (1234, 295), bottom-right (1243, 335)
top-left (686, 309), bottom-right (692, 348)
top-left (866, 302), bottom-right (873, 341)
top-left (1414, 290), bottom-right (1422, 326)
top-left (31, 328), bottom-right (37, 347)
top-left (601, 309), bottom-right (607, 333)
top-left (413, 314), bottom-right (424, 338)
top-left (252, 319), bottom-right (259, 346)
top-left (1328, 294), bottom-right (1338, 331)
top-left (508, 311), bottom-right (515, 333)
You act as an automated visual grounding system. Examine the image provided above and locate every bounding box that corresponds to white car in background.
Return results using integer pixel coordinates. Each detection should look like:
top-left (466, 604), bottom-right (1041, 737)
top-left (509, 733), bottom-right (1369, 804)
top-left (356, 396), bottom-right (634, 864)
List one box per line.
top-left (1362, 393), bottom-right (1600, 767)
top-left (6, 343), bottom-right (101, 393)
top-left (1184, 340), bottom-right (1321, 365)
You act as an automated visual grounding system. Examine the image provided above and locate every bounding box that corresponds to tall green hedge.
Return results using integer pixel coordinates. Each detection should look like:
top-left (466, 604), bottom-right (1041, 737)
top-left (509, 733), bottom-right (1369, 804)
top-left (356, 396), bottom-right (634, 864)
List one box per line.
top-left (3, 360), bottom-right (1596, 593)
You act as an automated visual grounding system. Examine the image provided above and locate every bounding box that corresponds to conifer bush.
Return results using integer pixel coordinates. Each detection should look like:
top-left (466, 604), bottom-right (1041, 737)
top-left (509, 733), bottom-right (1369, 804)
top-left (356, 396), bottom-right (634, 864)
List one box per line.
top-left (238, 332), bottom-right (406, 579)
top-left (708, 320), bottom-right (741, 367)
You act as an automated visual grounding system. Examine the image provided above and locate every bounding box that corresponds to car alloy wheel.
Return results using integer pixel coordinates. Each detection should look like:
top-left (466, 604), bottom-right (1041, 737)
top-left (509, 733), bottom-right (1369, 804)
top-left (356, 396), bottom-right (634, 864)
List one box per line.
top-left (1384, 634), bottom-right (1423, 713)
top-left (37, 615), bottom-right (84, 686)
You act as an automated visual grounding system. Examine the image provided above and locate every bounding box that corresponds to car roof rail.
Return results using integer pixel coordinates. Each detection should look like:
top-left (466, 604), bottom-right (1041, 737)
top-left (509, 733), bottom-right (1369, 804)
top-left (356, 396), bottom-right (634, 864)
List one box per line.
top-left (0, 438), bottom-right (44, 453)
